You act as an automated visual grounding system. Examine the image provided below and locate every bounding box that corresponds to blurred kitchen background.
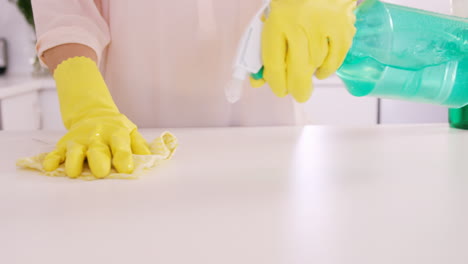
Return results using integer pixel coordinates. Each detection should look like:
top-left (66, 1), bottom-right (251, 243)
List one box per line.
top-left (0, 0), bottom-right (464, 130)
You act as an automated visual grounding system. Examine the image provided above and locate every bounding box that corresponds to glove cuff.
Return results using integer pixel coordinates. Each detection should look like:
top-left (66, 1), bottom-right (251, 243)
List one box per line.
top-left (53, 56), bottom-right (120, 129)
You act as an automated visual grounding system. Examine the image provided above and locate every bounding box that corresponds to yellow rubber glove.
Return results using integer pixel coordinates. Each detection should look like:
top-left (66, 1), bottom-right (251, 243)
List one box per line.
top-left (252, 0), bottom-right (357, 103)
top-left (44, 57), bottom-right (151, 178)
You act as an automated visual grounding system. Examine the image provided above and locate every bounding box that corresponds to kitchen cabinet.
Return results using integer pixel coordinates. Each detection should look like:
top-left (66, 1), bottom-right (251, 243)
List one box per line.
top-left (39, 89), bottom-right (63, 130)
top-left (0, 74), bottom-right (379, 129)
top-left (0, 74), bottom-right (61, 130)
top-left (304, 76), bottom-right (378, 125)
top-left (1, 91), bottom-right (40, 130)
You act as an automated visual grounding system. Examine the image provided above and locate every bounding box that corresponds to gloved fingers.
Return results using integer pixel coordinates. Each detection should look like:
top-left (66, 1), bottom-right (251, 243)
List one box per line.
top-left (287, 32), bottom-right (315, 103)
top-left (87, 139), bottom-right (111, 179)
top-left (249, 76), bottom-right (266, 88)
top-left (43, 147), bottom-right (66, 172)
top-left (262, 19), bottom-right (287, 97)
top-left (307, 31), bottom-right (329, 72)
top-left (65, 141), bottom-right (87, 178)
top-left (130, 130), bottom-right (151, 155)
top-left (110, 133), bottom-right (134, 174)
top-left (316, 28), bottom-right (355, 79)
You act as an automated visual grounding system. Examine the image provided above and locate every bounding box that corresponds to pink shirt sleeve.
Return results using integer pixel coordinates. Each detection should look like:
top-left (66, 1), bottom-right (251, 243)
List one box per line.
top-left (31, 0), bottom-right (110, 67)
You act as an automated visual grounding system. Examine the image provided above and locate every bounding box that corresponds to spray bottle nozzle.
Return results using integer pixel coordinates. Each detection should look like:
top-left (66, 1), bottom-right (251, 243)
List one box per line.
top-left (225, 1), bottom-right (270, 104)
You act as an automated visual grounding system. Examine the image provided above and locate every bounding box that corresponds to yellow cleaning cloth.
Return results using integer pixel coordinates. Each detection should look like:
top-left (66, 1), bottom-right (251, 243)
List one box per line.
top-left (17, 132), bottom-right (178, 181)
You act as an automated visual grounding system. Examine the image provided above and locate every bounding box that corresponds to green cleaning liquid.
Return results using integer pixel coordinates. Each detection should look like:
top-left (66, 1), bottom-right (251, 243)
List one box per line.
top-left (337, 0), bottom-right (468, 108)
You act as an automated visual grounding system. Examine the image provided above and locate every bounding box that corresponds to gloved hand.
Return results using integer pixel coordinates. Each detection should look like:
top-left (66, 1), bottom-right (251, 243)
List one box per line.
top-left (44, 57), bottom-right (151, 178)
top-left (251, 0), bottom-right (357, 103)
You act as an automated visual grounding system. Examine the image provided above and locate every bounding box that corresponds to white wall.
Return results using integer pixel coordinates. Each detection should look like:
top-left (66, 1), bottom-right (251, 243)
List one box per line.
top-left (0, 0), bottom-right (36, 74)
top-left (452, 0), bottom-right (468, 16)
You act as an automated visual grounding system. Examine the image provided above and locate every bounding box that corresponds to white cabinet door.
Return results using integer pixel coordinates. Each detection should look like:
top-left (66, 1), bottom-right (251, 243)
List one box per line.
top-left (381, 100), bottom-right (448, 124)
top-left (39, 90), bottom-right (64, 130)
top-left (302, 76), bottom-right (378, 125)
top-left (0, 79), bottom-right (63, 131)
top-left (1, 92), bottom-right (40, 130)
top-left (304, 86), bottom-right (378, 125)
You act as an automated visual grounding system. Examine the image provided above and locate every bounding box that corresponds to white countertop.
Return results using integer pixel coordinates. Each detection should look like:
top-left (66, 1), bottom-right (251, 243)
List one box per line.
top-left (0, 73), bottom-right (54, 99)
top-left (1, 125), bottom-right (467, 264)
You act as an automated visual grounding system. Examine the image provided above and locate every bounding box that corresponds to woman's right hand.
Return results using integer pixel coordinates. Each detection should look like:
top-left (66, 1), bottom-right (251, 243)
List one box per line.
top-left (252, 0), bottom-right (357, 103)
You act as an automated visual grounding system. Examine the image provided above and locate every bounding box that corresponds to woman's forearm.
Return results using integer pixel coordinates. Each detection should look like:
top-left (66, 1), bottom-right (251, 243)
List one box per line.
top-left (42, 44), bottom-right (98, 73)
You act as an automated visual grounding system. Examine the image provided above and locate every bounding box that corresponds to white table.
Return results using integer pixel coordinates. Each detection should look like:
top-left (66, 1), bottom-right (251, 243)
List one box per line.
top-left (1, 125), bottom-right (467, 264)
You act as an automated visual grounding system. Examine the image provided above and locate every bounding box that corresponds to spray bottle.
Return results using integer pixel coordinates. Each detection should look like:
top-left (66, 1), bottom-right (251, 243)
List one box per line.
top-left (337, 0), bottom-right (468, 108)
top-left (449, 0), bottom-right (468, 130)
top-left (227, 0), bottom-right (468, 129)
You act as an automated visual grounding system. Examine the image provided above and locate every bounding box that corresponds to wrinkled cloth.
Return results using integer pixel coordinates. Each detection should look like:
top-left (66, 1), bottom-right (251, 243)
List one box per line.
top-left (17, 132), bottom-right (178, 181)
